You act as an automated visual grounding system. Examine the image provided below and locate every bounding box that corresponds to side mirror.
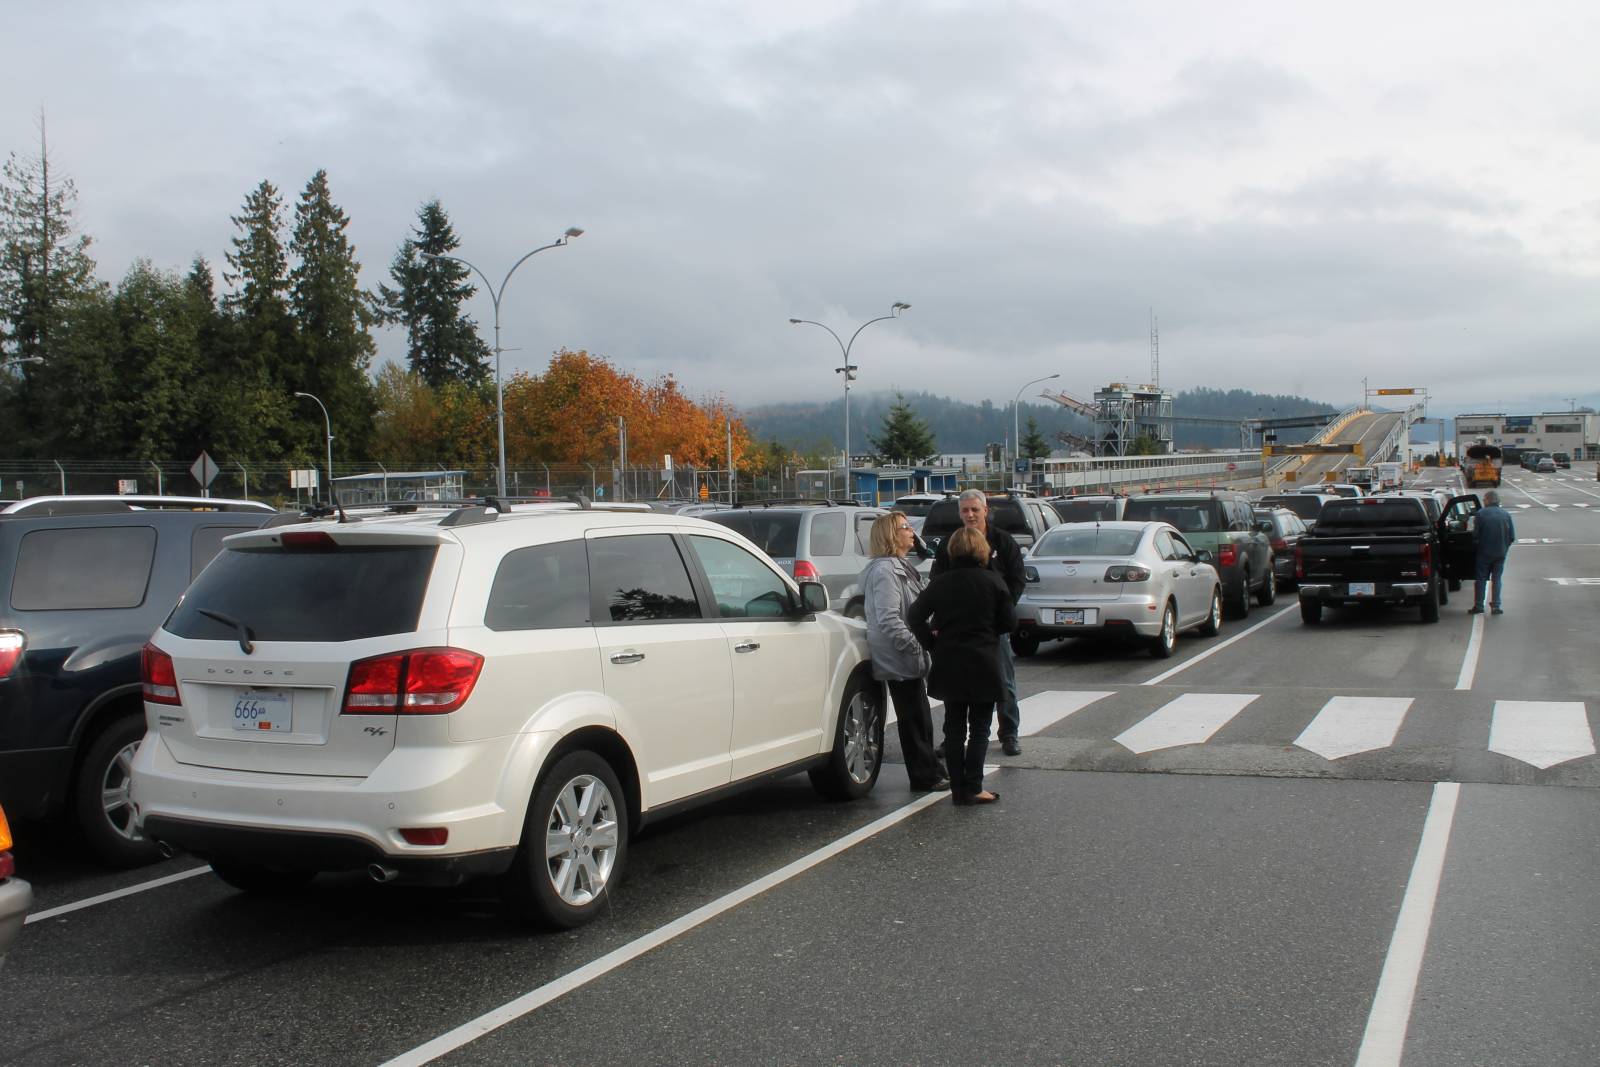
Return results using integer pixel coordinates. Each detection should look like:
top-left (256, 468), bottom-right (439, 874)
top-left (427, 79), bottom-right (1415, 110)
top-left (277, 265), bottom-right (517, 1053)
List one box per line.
top-left (1195, 549), bottom-right (1215, 564)
top-left (797, 580), bottom-right (829, 614)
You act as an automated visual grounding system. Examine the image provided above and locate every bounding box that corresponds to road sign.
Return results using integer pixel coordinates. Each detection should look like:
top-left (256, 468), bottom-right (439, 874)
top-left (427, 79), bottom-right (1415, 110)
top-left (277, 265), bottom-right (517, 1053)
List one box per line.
top-left (1375, 388), bottom-right (1418, 395)
top-left (699, 483), bottom-right (709, 501)
top-left (291, 469), bottom-right (319, 490)
top-left (1262, 443), bottom-right (1363, 457)
top-left (190, 451), bottom-right (218, 488)
top-left (117, 479), bottom-right (138, 495)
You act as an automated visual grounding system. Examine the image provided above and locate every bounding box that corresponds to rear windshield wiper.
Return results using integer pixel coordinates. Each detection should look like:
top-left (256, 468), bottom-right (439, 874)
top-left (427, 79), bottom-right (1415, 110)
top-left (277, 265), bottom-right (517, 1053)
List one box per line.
top-left (196, 608), bottom-right (256, 654)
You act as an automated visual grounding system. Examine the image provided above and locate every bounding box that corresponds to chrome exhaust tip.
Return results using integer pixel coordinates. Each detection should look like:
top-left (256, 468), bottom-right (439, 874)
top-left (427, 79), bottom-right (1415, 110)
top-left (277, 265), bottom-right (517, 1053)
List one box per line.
top-left (367, 863), bottom-right (399, 884)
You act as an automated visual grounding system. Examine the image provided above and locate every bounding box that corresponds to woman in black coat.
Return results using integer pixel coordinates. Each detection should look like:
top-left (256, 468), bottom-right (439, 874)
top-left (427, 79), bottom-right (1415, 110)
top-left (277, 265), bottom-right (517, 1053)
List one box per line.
top-left (907, 526), bottom-right (1017, 804)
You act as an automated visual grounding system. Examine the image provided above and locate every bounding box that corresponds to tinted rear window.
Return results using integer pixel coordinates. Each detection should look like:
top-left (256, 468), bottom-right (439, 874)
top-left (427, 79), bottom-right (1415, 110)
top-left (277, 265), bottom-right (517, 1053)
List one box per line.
top-left (1315, 501), bottom-right (1431, 530)
top-left (165, 545), bottom-right (438, 642)
top-left (12, 526), bottom-right (158, 610)
top-left (191, 524), bottom-right (264, 581)
top-left (1260, 495), bottom-right (1322, 521)
top-left (895, 498), bottom-right (938, 517)
top-left (1051, 498), bottom-right (1120, 522)
top-left (486, 539), bottom-right (591, 631)
top-left (1121, 499), bottom-right (1222, 534)
top-left (705, 512), bottom-right (800, 557)
top-left (1035, 527), bottom-right (1142, 556)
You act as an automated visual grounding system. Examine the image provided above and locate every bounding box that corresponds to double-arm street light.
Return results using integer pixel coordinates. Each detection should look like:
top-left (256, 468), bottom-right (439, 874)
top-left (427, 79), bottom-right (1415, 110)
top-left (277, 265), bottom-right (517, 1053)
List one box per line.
top-left (293, 391), bottom-right (335, 505)
top-left (1012, 373), bottom-right (1060, 482)
top-left (788, 303), bottom-right (911, 501)
top-left (421, 227), bottom-right (584, 498)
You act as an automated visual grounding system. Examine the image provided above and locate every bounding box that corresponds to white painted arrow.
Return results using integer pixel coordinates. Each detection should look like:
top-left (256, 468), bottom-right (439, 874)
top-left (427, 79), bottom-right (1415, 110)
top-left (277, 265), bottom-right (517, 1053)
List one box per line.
top-left (1115, 692), bottom-right (1258, 754)
top-left (1488, 701), bottom-right (1595, 769)
top-left (1018, 690), bottom-right (1114, 735)
top-left (1295, 696), bottom-right (1414, 760)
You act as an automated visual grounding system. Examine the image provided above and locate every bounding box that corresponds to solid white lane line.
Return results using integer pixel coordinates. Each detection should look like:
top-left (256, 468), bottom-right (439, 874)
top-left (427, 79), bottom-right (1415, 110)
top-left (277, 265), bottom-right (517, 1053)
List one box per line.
top-left (24, 865), bottom-right (213, 924)
top-left (1502, 478), bottom-right (1549, 508)
top-left (1454, 613), bottom-right (1484, 691)
top-left (1141, 604), bottom-right (1295, 685)
top-left (1355, 781), bottom-right (1460, 1067)
top-left (1488, 701), bottom-right (1596, 769)
top-left (1018, 690), bottom-right (1114, 735)
top-left (383, 790), bottom-right (948, 1067)
top-left (1113, 692), bottom-right (1258, 754)
top-left (1295, 696), bottom-right (1414, 761)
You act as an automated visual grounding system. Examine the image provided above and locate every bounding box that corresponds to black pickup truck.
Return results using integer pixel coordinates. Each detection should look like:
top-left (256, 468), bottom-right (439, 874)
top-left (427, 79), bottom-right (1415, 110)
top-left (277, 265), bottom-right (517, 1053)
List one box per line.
top-left (1296, 494), bottom-right (1480, 624)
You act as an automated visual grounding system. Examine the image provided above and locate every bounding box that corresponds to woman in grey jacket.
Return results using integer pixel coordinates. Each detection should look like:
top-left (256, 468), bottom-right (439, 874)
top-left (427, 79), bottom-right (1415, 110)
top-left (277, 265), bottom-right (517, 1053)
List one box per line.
top-left (861, 511), bottom-right (947, 792)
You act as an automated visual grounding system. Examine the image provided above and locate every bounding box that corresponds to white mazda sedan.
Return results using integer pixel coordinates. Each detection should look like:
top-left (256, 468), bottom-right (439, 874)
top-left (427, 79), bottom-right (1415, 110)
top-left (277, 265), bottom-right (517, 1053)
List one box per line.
top-left (1012, 521), bottom-right (1223, 659)
top-left (132, 502), bottom-right (881, 928)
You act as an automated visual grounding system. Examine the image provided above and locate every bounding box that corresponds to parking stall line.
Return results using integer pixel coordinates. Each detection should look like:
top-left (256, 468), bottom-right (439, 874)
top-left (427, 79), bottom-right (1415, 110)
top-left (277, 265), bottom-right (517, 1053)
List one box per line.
top-left (382, 789), bottom-right (949, 1067)
top-left (1140, 604), bottom-right (1296, 686)
top-left (1454, 614), bottom-right (1484, 691)
top-left (24, 864), bottom-right (213, 924)
top-left (1355, 781), bottom-right (1461, 1067)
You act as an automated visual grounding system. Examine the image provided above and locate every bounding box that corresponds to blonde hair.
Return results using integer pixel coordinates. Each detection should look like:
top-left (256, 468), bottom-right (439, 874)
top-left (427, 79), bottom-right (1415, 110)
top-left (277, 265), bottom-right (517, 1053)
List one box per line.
top-left (869, 511), bottom-right (910, 558)
top-left (948, 525), bottom-right (990, 563)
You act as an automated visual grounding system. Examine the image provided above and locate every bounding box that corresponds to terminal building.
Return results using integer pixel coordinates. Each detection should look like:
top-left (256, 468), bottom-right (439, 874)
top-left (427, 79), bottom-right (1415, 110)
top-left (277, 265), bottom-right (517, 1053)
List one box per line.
top-left (1453, 412), bottom-right (1598, 460)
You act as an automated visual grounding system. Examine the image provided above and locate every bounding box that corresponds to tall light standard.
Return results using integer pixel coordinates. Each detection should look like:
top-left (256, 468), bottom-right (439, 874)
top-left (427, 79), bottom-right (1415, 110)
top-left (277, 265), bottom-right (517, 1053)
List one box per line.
top-left (294, 391), bottom-right (335, 505)
top-left (789, 302), bottom-right (911, 501)
top-left (421, 227), bottom-right (583, 498)
top-left (1012, 373), bottom-right (1060, 483)
top-left (1, 356), bottom-right (43, 370)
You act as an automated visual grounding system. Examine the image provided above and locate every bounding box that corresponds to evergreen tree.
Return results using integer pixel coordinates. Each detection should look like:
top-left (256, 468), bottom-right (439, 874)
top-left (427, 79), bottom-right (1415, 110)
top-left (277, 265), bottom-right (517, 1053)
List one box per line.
top-left (867, 393), bottom-right (938, 463)
top-left (1019, 416), bottom-right (1052, 459)
top-left (377, 200), bottom-right (491, 388)
top-left (108, 261), bottom-right (206, 460)
top-left (219, 180), bottom-right (296, 460)
top-left (289, 169), bottom-right (377, 460)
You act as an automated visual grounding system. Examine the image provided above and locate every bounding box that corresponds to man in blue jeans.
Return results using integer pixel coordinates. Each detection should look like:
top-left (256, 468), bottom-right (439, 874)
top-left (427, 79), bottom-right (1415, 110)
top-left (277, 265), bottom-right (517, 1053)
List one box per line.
top-left (1470, 489), bottom-right (1516, 615)
top-left (930, 490), bottom-right (1026, 754)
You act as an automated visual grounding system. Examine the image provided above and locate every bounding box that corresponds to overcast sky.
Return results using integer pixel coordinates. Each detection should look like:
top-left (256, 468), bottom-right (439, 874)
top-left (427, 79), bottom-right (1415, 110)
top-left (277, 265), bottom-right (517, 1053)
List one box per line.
top-left (6, 0), bottom-right (1599, 417)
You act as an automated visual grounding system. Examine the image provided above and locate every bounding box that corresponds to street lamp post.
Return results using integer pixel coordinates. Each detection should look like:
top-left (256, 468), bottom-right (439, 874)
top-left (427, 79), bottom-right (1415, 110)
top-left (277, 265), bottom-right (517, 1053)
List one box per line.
top-left (293, 391), bottom-right (335, 505)
top-left (421, 227), bottom-right (584, 499)
top-left (1, 356), bottom-right (43, 370)
top-left (789, 303), bottom-right (911, 501)
top-left (1012, 373), bottom-right (1060, 486)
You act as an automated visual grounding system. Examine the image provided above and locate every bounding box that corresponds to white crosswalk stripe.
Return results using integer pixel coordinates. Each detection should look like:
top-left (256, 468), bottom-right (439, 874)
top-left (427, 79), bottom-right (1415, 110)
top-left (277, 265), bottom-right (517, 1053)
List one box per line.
top-left (1114, 692), bottom-right (1258, 754)
top-left (1294, 696), bottom-right (1414, 760)
top-left (1018, 690), bottom-right (1114, 735)
top-left (1488, 701), bottom-right (1596, 769)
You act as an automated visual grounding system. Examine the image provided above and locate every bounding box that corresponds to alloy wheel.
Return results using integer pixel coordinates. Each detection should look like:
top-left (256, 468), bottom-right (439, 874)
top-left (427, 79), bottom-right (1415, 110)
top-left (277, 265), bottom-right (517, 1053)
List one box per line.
top-left (544, 774), bottom-right (621, 907)
top-left (841, 690), bottom-right (881, 784)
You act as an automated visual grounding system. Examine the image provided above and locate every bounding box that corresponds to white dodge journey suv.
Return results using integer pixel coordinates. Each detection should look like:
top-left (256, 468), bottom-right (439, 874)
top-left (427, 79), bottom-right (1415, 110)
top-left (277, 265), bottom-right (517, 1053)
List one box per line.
top-left (132, 501), bottom-right (883, 928)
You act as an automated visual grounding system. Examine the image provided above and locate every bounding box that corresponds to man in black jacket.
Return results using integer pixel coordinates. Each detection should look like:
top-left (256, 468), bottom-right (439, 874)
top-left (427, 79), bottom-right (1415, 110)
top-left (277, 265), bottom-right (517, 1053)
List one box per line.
top-left (931, 490), bottom-right (1027, 754)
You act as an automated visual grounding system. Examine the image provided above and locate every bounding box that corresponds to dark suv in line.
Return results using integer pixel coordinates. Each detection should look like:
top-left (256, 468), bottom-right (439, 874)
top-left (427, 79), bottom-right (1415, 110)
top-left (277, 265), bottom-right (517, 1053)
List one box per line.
top-left (1122, 489), bottom-right (1274, 618)
top-left (0, 496), bottom-right (274, 865)
top-left (920, 491), bottom-right (1059, 555)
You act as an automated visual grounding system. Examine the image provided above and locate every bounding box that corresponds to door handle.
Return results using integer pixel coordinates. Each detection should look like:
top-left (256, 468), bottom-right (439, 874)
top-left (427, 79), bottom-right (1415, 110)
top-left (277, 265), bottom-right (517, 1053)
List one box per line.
top-left (734, 641), bottom-right (761, 653)
top-left (609, 650), bottom-right (645, 664)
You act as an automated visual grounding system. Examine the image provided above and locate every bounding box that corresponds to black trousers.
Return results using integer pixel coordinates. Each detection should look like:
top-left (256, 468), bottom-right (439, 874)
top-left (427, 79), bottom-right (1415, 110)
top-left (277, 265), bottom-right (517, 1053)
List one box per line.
top-left (886, 678), bottom-right (942, 788)
top-left (942, 700), bottom-right (995, 798)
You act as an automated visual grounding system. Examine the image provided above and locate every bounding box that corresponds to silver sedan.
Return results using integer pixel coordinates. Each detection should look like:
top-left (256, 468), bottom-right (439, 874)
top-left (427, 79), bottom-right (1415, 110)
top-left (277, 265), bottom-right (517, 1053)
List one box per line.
top-left (1013, 521), bottom-right (1223, 658)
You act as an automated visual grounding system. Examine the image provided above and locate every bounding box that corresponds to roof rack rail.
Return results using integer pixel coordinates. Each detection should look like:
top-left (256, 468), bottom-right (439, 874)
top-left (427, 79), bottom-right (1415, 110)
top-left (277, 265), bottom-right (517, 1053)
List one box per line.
top-left (732, 497), bottom-right (859, 509)
top-left (439, 506), bottom-right (498, 528)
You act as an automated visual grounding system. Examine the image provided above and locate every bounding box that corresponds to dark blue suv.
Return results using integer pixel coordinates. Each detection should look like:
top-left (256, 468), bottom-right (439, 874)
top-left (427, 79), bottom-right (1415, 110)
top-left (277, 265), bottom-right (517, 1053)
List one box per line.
top-left (0, 496), bottom-right (273, 865)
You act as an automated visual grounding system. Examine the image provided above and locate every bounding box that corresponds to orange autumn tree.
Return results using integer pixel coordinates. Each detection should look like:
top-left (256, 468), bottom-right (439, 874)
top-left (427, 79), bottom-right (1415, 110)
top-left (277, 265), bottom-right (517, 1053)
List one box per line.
top-left (501, 349), bottom-right (761, 472)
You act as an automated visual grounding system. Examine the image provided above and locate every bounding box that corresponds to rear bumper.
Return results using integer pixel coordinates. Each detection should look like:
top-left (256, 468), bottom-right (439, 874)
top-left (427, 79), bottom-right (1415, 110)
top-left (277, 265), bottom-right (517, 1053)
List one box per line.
top-left (1298, 581), bottom-right (1429, 604)
top-left (131, 728), bottom-right (554, 869)
top-left (0, 875), bottom-right (31, 959)
top-left (1017, 596), bottom-right (1162, 639)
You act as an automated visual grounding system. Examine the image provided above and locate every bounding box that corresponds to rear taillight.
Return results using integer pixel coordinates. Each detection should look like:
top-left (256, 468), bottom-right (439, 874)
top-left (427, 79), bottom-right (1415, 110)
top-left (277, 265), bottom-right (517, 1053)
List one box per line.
top-left (280, 531), bottom-right (338, 549)
top-left (1270, 537), bottom-right (1288, 553)
top-left (343, 648), bottom-right (484, 715)
top-left (1419, 541), bottom-right (1432, 578)
top-left (1104, 565), bottom-right (1151, 583)
top-left (0, 630), bottom-right (23, 680)
top-left (141, 643), bottom-right (182, 706)
top-left (793, 560), bottom-right (821, 581)
top-left (1217, 543), bottom-right (1238, 569)
top-left (1295, 546), bottom-right (1304, 580)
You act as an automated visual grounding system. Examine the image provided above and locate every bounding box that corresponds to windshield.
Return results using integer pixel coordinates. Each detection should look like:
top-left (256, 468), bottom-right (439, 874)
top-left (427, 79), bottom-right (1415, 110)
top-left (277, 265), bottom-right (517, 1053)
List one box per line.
top-left (165, 544), bottom-right (438, 642)
top-left (1034, 526), bottom-right (1143, 557)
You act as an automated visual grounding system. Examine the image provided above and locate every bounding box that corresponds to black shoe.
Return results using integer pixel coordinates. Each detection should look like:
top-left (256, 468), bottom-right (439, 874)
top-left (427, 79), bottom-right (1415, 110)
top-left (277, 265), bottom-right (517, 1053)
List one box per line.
top-left (1491, 607), bottom-right (1504, 615)
top-left (1002, 737), bottom-right (1021, 756)
top-left (1468, 606), bottom-right (1484, 615)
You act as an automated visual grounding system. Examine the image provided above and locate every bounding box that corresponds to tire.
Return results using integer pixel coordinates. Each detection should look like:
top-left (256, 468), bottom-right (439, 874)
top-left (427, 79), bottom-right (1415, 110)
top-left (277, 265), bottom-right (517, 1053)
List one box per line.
top-left (1010, 631), bottom-right (1041, 658)
top-left (211, 862), bottom-right (316, 895)
top-left (1226, 570), bottom-right (1251, 620)
top-left (1300, 599), bottom-right (1323, 625)
top-left (1150, 601), bottom-right (1177, 658)
top-left (504, 750), bottom-right (629, 929)
top-left (809, 674), bottom-right (884, 801)
top-left (1256, 567), bottom-right (1276, 606)
top-left (74, 713), bottom-right (162, 868)
top-left (1420, 580), bottom-right (1440, 623)
top-left (1448, 578), bottom-right (1462, 592)
top-left (1197, 587), bottom-right (1223, 637)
